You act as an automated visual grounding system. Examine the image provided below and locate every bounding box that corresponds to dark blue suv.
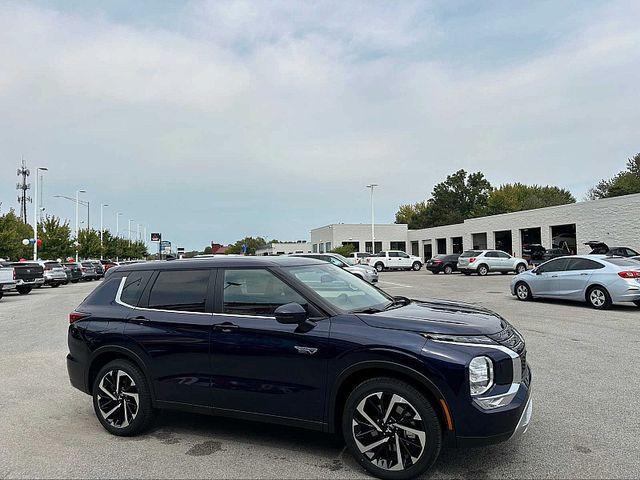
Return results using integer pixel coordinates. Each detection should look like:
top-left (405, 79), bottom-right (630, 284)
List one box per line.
top-left (67, 256), bottom-right (532, 479)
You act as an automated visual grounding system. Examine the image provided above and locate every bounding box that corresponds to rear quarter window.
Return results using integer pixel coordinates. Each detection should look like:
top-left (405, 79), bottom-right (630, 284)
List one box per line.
top-left (118, 271), bottom-right (154, 307)
top-left (79, 277), bottom-right (122, 307)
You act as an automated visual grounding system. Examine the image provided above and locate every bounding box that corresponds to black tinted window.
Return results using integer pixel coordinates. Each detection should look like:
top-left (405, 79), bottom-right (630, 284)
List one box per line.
top-left (537, 258), bottom-right (570, 273)
top-left (460, 251), bottom-right (482, 258)
top-left (566, 259), bottom-right (604, 271)
top-left (148, 270), bottom-right (210, 312)
top-left (120, 271), bottom-right (153, 306)
top-left (223, 269), bottom-right (306, 316)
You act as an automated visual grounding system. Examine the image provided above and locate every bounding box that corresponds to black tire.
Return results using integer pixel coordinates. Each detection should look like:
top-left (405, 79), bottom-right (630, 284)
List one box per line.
top-left (430, 270), bottom-right (439, 274)
top-left (515, 263), bottom-right (527, 275)
top-left (586, 286), bottom-right (612, 310)
top-left (16, 286), bottom-right (32, 295)
top-left (412, 262), bottom-right (422, 271)
top-left (633, 300), bottom-right (640, 307)
top-left (515, 282), bottom-right (532, 301)
top-left (343, 377), bottom-right (442, 480)
top-left (0, 291), bottom-right (3, 300)
top-left (463, 272), bottom-right (471, 276)
top-left (501, 271), bottom-right (508, 275)
top-left (375, 263), bottom-right (385, 272)
top-left (477, 264), bottom-right (489, 276)
top-left (92, 359), bottom-right (154, 436)
top-left (443, 265), bottom-right (453, 275)
top-left (71, 280), bottom-right (79, 284)
top-left (51, 283), bottom-right (60, 288)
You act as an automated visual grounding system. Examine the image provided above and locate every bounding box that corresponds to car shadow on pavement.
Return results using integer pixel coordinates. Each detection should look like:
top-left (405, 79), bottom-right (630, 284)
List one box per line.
top-left (140, 410), bottom-right (523, 478)
top-left (510, 296), bottom-right (639, 311)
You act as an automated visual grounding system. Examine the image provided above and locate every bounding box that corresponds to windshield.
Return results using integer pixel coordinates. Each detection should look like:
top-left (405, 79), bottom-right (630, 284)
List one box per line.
top-left (286, 264), bottom-right (392, 313)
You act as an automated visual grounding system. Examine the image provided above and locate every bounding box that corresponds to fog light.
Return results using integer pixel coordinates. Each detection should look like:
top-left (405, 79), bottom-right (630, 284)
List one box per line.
top-left (469, 356), bottom-right (493, 396)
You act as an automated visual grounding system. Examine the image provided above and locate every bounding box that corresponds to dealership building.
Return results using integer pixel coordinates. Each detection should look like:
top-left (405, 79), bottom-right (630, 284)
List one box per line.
top-left (255, 241), bottom-right (311, 256)
top-left (310, 193), bottom-right (640, 259)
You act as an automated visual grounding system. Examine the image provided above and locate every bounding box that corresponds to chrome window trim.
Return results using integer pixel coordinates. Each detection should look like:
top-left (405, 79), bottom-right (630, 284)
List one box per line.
top-left (114, 276), bottom-right (212, 316)
top-left (429, 339), bottom-right (522, 410)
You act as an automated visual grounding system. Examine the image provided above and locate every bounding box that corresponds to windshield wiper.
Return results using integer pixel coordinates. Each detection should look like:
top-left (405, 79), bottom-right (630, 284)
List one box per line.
top-left (383, 296), bottom-right (411, 310)
top-left (351, 307), bottom-right (384, 314)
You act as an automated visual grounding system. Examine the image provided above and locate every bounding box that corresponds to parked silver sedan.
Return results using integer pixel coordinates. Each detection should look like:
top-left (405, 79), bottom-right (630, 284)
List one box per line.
top-left (510, 255), bottom-right (640, 309)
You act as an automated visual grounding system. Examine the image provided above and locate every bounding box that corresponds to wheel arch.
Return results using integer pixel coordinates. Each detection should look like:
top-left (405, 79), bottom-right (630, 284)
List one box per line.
top-left (327, 361), bottom-right (453, 438)
top-left (87, 346), bottom-right (153, 399)
top-left (585, 283), bottom-right (611, 301)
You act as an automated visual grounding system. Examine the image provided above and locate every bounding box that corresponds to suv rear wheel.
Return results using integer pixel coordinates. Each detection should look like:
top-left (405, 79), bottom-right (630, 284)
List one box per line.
top-left (477, 264), bottom-right (489, 276)
top-left (92, 359), bottom-right (154, 436)
top-left (342, 377), bottom-right (441, 480)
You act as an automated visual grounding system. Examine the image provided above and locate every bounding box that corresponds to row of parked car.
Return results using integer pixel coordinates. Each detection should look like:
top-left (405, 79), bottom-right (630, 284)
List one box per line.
top-left (0, 259), bottom-right (120, 299)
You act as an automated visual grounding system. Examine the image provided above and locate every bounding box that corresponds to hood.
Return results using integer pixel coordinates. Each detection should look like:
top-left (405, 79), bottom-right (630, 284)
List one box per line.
top-left (357, 298), bottom-right (505, 335)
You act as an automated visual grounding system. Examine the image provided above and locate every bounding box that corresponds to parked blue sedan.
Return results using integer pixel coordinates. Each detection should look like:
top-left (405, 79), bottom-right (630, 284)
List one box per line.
top-left (511, 255), bottom-right (640, 309)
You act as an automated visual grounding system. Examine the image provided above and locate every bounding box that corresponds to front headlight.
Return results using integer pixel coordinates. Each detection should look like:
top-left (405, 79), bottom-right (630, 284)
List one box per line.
top-left (469, 356), bottom-right (494, 396)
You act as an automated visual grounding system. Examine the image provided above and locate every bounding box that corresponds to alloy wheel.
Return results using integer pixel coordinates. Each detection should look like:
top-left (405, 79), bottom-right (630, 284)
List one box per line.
top-left (516, 284), bottom-right (529, 300)
top-left (444, 266), bottom-right (452, 274)
top-left (96, 370), bottom-right (139, 429)
top-left (589, 289), bottom-right (606, 307)
top-left (351, 392), bottom-right (426, 472)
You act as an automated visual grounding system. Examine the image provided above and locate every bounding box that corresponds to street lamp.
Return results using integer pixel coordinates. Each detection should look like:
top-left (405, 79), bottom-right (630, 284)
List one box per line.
top-left (366, 184), bottom-right (378, 254)
top-left (33, 167), bottom-right (48, 260)
top-left (75, 190), bottom-right (86, 261)
top-left (100, 204), bottom-right (109, 260)
top-left (128, 219), bottom-right (133, 245)
top-left (116, 212), bottom-right (123, 237)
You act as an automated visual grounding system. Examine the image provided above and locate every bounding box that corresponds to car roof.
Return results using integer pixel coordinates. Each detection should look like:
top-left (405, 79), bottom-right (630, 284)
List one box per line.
top-left (113, 256), bottom-right (325, 272)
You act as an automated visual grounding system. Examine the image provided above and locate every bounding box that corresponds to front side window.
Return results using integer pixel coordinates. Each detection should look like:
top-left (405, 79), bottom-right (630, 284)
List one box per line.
top-left (148, 270), bottom-right (210, 312)
top-left (287, 264), bottom-right (391, 313)
top-left (496, 252), bottom-right (511, 258)
top-left (223, 269), bottom-right (306, 316)
top-left (389, 252), bottom-right (400, 258)
top-left (399, 252), bottom-right (410, 258)
top-left (536, 258), bottom-right (570, 273)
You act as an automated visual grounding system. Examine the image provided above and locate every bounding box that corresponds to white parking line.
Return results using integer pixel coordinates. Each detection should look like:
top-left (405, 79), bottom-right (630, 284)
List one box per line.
top-left (377, 280), bottom-right (414, 288)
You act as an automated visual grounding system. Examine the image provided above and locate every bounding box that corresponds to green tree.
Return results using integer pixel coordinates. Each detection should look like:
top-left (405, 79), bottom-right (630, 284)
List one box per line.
top-left (226, 236), bottom-right (268, 255)
top-left (77, 229), bottom-right (102, 259)
top-left (394, 201), bottom-right (432, 229)
top-left (203, 246), bottom-right (213, 254)
top-left (0, 210), bottom-right (33, 260)
top-left (331, 244), bottom-right (355, 257)
top-left (38, 215), bottom-right (73, 260)
top-left (428, 170), bottom-right (493, 226)
top-left (588, 153), bottom-right (640, 199)
top-left (487, 184), bottom-right (575, 215)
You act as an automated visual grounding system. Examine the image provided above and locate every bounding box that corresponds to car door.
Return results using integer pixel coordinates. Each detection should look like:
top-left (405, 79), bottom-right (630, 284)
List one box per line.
top-left (484, 251), bottom-right (500, 270)
top-left (123, 268), bottom-right (215, 407)
top-left (209, 267), bottom-right (330, 424)
top-left (387, 251), bottom-right (400, 269)
top-left (554, 258), bottom-right (605, 299)
top-left (530, 258), bottom-right (571, 296)
top-left (397, 251), bottom-right (412, 268)
top-left (495, 251), bottom-right (513, 271)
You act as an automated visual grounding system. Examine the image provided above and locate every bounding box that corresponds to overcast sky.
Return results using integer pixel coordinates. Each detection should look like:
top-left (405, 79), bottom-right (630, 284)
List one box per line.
top-left (1, 1), bottom-right (638, 250)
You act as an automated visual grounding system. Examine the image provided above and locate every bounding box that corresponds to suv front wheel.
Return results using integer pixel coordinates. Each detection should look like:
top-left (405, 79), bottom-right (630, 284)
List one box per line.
top-left (92, 359), bottom-right (154, 436)
top-left (342, 377), bottom-right (441, 480)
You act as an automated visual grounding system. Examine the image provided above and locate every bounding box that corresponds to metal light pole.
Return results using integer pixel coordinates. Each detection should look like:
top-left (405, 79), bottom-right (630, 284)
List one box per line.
top-left (366, 184), bottom-right (378, 254)
top-left (116, 212), bottom-right (123, 237)
top-left (128, 219), bottom-right (133, 246)
top-left (75, 189), bottom-right (86, 261)
top-left (100, 204), bottom-right (109, 260)
top-left (137, 223), bottom-right (141, 243)
top-left (33, 167), bottom-right (48, 260)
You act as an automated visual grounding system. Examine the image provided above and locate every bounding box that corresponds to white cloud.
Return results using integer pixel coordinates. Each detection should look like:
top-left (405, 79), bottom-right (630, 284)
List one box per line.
top-left (0, 1), bottom-right (638, 248)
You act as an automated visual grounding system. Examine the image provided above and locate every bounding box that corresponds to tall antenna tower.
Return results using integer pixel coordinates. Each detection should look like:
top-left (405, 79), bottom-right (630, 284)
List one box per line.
top-left (17, 157), bottom-right (31, 223)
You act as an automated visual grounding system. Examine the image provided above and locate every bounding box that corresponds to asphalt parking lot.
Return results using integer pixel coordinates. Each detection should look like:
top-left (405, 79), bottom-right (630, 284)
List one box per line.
top-left (1, 272), bottom-right (639, 479)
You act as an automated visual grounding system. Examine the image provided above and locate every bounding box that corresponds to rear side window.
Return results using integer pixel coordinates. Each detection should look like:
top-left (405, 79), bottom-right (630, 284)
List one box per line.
top-left (80, 278), bottom-right (122, 307)
top-left (460, 251), bottom-right (482, 258)
top-left (119, 271), bottom-right (153, 307)
top-left (148, 270), bottom-right (210, 313)
top-left (603, 258), bottom-right (640, 268)
top-left (566, 259), bottom-right (604, 271)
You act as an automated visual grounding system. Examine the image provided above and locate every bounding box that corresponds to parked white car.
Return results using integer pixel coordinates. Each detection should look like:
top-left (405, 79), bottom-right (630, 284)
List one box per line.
top-left (366, 250), bottom-right (423, 272)
top-left (457, 250), bottom-right (528, 276)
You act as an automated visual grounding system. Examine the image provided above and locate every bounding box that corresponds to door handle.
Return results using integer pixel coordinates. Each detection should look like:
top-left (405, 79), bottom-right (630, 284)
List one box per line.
top-left (580, 273), bottom-right (589, 276)
top-left (213, 322), bottom-right (239, 333)
top-left (129, 315), bottom-right (149, 323)
top-left (551, 275), bottom-right (558, 278)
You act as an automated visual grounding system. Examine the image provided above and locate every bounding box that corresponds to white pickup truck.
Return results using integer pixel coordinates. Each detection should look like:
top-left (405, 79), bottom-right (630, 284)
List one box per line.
top-left (366, 250), bottom-right (424, 272)
top-left (0, 264), bottom-right (17, 300)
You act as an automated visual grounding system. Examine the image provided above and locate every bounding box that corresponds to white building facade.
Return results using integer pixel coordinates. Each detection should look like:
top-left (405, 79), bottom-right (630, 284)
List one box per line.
top-left (311, 194), bottom-right (640, 259)
top-left (310, 224), bottom-right (409, 254)
top-left (255, 242), bottom-right (311, 256)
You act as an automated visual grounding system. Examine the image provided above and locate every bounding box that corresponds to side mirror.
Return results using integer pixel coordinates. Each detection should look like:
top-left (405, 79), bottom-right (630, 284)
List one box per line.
top-left (275, 303), bottom-right (308, 325)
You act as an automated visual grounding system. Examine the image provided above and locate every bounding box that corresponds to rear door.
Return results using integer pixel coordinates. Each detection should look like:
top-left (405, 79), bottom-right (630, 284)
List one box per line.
top-left (554, 258), bottom-right (605, 299)
top-left (209, 267), bottom-right (329, 424)
top-left (123, 268), bottom-right (215, 407)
